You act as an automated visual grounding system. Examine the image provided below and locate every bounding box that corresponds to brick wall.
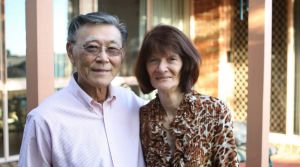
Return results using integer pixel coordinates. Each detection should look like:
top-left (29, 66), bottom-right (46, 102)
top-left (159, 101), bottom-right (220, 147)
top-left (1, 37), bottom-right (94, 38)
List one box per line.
top-left (193, 0), bottom-right (221, 97)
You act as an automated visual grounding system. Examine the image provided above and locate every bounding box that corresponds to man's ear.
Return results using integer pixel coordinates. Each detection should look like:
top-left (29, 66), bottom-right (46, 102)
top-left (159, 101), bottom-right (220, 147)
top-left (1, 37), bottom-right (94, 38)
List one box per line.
top-left (121, 48), bottom-right (125, 62)
top-left (66, 42), bottom-right (75, 65)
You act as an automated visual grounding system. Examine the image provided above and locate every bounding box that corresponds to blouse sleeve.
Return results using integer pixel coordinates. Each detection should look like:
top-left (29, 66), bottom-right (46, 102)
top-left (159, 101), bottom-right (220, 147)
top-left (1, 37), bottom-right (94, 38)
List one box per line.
top-left (212, 100), bottom-right (239, 167)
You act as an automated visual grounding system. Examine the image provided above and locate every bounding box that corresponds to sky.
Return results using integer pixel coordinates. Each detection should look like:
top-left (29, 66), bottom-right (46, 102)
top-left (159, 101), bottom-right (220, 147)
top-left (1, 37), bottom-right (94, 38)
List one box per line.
top-left (5, 0), bottom-right (68, 56)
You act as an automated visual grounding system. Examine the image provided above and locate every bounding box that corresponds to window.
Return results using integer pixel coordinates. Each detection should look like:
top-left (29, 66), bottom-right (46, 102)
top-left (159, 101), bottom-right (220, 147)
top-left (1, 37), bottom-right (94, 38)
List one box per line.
top-left (0, 0), bottom-right (79, 163)
top-left (150, 0), bottom-right (190, 35)
top-left (0, 0), bottom-right (26, 162)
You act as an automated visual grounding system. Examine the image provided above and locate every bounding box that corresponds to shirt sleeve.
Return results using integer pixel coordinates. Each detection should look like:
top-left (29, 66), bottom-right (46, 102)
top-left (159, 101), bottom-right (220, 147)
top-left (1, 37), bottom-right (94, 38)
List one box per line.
top-left (212, 101), bottom-right (239, 167)
top-left (18, 112), bottom-right (52, 167)
top-left (131, 90), bottom-right (148, 107)
top-left (137, 140), bottom-right (146, 167)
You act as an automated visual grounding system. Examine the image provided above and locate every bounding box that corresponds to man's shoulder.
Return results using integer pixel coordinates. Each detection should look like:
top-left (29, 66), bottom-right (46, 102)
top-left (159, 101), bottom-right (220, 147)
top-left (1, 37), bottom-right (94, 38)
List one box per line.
top-left (29, 87), bottom-right (73, 115)
top-left (111, 86), bottom-right (146, 106)
top-left (41, 87), bottom-right (72, 104)
top-left (111, 85), bottom-right (134, 94)
top-left (140, 98), bottom-right (156, 111)
top-left (111, 86), bottom-right (138, 99)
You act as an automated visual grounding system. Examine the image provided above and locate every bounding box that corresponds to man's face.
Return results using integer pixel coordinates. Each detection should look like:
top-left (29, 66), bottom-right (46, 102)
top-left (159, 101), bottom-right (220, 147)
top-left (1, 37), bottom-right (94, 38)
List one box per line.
top-left (67, 24), bottom-right (124, 90)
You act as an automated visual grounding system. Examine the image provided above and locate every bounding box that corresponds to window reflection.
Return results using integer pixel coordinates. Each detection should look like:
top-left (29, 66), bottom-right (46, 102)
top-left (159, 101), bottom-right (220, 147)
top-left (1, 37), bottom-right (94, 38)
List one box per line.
top-left (151, 0), bottom-right (190, 36)
top-left (54, 0), bottom-right (79, 88)
top-left (8, 90), bottom-right (26, 155)
top-left (5, 0), bottom-right (26, 79)
top-left (7, 53), bottom-right (26, 78)
top-left (54, 0), bottom-right (74, 79)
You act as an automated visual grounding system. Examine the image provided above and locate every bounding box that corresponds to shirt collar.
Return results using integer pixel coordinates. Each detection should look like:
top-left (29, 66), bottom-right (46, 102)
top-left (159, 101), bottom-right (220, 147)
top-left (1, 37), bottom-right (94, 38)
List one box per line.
top-left (68, 73), bottom-right (117, 110)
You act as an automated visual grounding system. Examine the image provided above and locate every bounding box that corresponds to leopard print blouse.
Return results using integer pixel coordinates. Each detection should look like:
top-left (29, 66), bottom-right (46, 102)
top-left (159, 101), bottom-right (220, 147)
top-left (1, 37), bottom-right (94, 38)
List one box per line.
top-left (140, 91), bottom-right (239, 167)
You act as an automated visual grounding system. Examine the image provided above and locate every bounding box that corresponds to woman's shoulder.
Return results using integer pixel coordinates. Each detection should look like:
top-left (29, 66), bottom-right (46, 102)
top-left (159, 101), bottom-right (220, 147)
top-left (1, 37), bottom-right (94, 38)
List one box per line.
top-left (185, 91), bottom-right (219, 104)
top-left (140, 98), bottom-right (161, 120)
top-left (188, 90), bottom-right (230, 115)
top-left (141, 96), bottom-right (158, 109)
top-left (189, 91), bottom-right (225, 104)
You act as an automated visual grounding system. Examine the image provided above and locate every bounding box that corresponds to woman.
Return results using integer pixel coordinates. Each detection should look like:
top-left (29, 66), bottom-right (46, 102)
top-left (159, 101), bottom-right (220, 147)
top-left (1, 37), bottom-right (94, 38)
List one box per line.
top-left (135, 25), bottom-right (238, 167)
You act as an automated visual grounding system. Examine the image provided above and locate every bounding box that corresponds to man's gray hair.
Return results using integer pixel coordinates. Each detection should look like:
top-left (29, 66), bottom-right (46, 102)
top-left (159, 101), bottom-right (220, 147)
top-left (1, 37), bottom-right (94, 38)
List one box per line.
top-left (67, 12), bottom-right (128, 45)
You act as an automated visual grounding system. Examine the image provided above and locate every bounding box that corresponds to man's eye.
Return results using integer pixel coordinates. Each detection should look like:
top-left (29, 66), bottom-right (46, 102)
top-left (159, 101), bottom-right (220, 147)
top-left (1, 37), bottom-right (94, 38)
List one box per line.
top-left (106, 47), bottom-right (121, 56)
top-left (84, 45), bottom-right (99, 52)
top-left (107, 47), bottom-right (118, 51)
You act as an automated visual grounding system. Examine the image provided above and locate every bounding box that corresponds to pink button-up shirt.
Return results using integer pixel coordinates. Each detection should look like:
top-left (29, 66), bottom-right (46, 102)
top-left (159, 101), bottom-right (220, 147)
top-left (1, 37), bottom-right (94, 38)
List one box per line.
top-left (19, 75), bottom-right (146, 167)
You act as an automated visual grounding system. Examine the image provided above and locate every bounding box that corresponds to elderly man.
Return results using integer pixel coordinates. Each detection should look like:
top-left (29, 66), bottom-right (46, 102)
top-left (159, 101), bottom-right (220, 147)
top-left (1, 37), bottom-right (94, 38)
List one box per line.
top-left (19, 12), bottom-right (145, 167)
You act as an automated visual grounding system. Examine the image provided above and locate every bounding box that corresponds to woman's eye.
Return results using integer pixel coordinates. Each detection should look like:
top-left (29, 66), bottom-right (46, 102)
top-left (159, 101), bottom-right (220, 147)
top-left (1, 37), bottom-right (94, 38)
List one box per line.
top-left (148, 58), bottom-right (158, 63)
top-left (168, 57), bottom-right (177, 61)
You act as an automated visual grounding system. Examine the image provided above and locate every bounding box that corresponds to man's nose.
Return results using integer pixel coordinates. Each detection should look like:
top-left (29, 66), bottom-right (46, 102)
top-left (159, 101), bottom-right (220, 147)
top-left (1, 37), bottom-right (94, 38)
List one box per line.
top-left (95, 48), bottom-right (109, 62)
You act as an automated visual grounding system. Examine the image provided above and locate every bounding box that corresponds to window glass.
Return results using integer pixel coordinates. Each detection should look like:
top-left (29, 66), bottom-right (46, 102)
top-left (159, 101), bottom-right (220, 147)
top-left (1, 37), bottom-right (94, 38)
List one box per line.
top-left (151, 0), bottom-right (190, 36)
top-left (54, 0), bottom-right (79, 88)
top-left (8, 90), bottom-right (26, 155)
top-left (3, 0), bottom-right (26, 156)
top-left (5, 0), bottom-right (26, 79)
top-left (54, 0), bottom-right (71, 78)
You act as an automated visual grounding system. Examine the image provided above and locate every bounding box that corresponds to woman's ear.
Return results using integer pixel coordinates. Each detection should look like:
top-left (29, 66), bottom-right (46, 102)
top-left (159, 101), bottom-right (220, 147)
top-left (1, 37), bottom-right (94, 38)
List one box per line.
top-left (66, 42), bottom-right (75, 65)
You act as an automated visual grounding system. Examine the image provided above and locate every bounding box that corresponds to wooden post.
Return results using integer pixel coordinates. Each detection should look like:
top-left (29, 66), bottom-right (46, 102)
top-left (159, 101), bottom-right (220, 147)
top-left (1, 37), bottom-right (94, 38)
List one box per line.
top-left (26, 0), bottom-right (54, 111)
top-left (247, 0), bottom-right (272, 166)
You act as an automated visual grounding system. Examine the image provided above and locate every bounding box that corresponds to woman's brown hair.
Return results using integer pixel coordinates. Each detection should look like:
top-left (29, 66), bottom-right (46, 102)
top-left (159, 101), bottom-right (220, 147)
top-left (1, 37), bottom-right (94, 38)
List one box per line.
top-left (135, 25), bottom-right (201, 94)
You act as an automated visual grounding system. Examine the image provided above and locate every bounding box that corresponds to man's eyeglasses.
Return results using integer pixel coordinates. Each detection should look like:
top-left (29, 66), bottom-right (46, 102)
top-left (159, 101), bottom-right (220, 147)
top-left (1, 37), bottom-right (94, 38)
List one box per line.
top-left (82, 44), bottom-right (123, 57)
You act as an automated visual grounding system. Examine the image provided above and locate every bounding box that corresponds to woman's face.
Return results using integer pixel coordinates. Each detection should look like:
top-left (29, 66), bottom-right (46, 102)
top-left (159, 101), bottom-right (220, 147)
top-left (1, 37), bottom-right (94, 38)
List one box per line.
top-left (146, 51), bottom-right (183, 93)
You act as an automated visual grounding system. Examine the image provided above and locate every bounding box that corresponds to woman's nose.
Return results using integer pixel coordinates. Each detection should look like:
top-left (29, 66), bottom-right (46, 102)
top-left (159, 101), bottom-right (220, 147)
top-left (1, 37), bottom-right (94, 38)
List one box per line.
top-left (157, 60), bottom-right (168, 72)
